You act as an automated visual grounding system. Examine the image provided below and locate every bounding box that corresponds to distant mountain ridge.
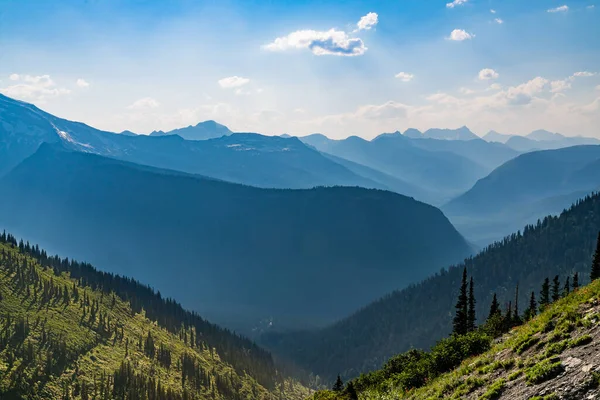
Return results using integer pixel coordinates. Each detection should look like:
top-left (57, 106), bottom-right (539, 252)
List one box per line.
top-left (0, 143), bottom-right (472, 331)
top-left (0, 94), bottom-right (386, 191)
top-left (150, 120), bottom-right (233, 140)
top-left (443, 145), bottom-right (600, 245)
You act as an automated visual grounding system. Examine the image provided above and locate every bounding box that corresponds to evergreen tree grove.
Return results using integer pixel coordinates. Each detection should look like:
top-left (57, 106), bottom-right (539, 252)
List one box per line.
top-left (513, 285), bottom-right (522, 325)
top-left (563, 276), bottom-right (570, 297)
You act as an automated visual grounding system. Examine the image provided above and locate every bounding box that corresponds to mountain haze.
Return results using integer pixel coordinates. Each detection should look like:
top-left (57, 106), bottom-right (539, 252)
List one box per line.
top-left (0, 144), bottom-right (472, 331)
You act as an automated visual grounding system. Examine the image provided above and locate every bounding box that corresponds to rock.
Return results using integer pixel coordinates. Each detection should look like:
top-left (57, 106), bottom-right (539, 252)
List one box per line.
top-left (564, 357), bottom-right (583, 369)
top-left (582, 364), bottom-right (593, 373)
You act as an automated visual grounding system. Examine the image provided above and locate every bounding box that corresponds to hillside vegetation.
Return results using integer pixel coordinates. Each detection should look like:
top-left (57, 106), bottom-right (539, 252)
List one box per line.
top-left (311, 277), bottom-right (600, 400)
top-left (0, 233), bottom-right (309, 399)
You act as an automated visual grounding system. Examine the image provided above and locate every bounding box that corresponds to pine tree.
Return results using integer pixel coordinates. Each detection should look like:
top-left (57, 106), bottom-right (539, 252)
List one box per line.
top-left (453, 268), bottom-right (469, 336)
top-left (524, 291), bottom-right (537, 320)
top-left (487, 293), bottom-right (500, 320)
top-left (503, 302), bottom-right (513, 332)
top-left (591, 231), bottom-right (600, 281)
top-left (539, 277), bottom-right (550, 309)
top-left (513, 285), bottom-right (522, 325)
top-left (333, 375), bottom-right (344, 392)
top-left (573, 272), bottom-right (579, 291)
top-left (552, 275), bottom-right (560, 302)
top-left (563, 276), bottom-right (570, 297)
top-left (346, 382), bottom-right (358, 400)
top-left (467, 277), bottom-right (476, 332)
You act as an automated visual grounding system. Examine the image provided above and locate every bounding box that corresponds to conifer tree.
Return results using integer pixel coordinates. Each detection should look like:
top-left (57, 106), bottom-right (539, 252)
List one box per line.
top-left (552, 275), bottom-right (560, 302)
top-left (573, 272), bottom-right (579, 291)
top-left (503, 302), bottom-right (513, 332)
top-left (487, 293), bottom-right (500, 320)
top-left (591, 231), bottom-right (600, 281)
top-left (333, 375), bottom-right (344, 392)
top-left (539, 277), bottom-right (550, 309)
top-left (467, 277), bottom-right (476, 332)
top-left (453, 268), bottom-right (469, 336)
top-left (563, 276), bottom-right (570, 297)
top-left (513, 285), bottom-right (522, 325)
top-left (524, 291), bottom-right (537, 320)
top-left (346, 382), bottom-right (358, 400)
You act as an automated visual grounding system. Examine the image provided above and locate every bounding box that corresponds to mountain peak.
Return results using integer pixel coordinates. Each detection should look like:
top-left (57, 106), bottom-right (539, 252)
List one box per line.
top-left (403, 128), bottom-right (423, 138)
top-left (423, 126), bottom-right (478, 141)
top-left (527, 129), bottom-right (565, 141)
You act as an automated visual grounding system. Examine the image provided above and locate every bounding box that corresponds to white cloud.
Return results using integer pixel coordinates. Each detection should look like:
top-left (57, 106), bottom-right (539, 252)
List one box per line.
top-left (76, 78), bottom-right (90, 88)
top-left (218, 76), bottom-right (250, 88)
top-left (596, 85), bottom-right (600, 91)
top-left (356, 12), bottom-right (378, 30)
top-left (0, 74), bottom-right (70, 103)
top-left (395, 72), bottom-right (414, 82)
top-left (489, 83), bottom-right (502, 91)
top-left (446, 0), bottom-right (468, 8)
top-left (447, 29), bottom-right (474, 41)
top-left (127, 97), bottom-right (160, 110)
top-left (550, 80), bottom-right (572, 93)
top-left (547, 5), bottom-right (569, 12)
top-left (263, 28), bottom-right (366, 56)
top-left (459, 87), bottom-right (476, 95)
top-left (490, 9), bottom-right (497, 14)
top-left (572, 71), bottom-right (597, 77)
top-left (494, 18), bottom-right (504, 24)
top-left (479, 68), bottom-right (499, 80)
top-left (502, 77), bottom-right (549, 105)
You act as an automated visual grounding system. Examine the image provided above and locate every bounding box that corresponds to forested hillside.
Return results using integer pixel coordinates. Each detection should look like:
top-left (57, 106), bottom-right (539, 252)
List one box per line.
top-left (0, 232), bottom-right (309, 399)
top-left (262, 192), bottom-right (600, 382)
top-left (0, 143), bottom-right (471, 330)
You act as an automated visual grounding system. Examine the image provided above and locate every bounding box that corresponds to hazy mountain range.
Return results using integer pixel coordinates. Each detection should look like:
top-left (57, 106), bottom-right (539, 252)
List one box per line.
top-left (0, 143), bottom-right (472, 331)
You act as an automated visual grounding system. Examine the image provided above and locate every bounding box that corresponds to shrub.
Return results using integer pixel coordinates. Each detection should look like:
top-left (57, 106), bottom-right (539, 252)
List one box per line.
top-left (514, 335), bottom-right (541, 355)
top-left (525, 359), bottom-right (564, 385)
top-left (568, 334), bottom-right (593, 348)
top-left (544, 340), bottom-right (568, 358)
top-left (507, 370), bottom-right (522, 381)
top-left (479, 378), bottom-right (505, 400)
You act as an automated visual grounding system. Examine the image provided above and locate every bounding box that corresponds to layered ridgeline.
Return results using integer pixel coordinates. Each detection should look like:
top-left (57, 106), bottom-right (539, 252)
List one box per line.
top-left (0, 144), bottom-right (471, 331)
top-left (444, 145), bottom-right (600, 245)
top-left (300, 130), bottom-right (518, 205)
top-left (0, 94), bottom-right (380, 190)
top-left (261, 192), bottom-right (600, 382)
top-left (0, 232), bottom-right (310, 399)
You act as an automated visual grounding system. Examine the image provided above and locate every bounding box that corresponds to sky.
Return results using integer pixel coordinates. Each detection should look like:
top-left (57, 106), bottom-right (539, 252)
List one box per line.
top-left (0, 0), bottom-right (599, 139)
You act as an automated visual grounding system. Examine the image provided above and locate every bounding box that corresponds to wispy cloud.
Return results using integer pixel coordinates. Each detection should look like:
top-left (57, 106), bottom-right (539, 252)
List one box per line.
top-left (572, 71), bottom-right (597, 77)
top-left (356, 12), bottom-right (378, 31)
top-left (446, 0), bottom-right (468, 9)
top-left (218, 76), bottom-right (250, 88)
top-left (76, 78), bottom-right (90, 88)
top-left (494, 18), bottom-right (504, 24)
top-left (479, 69), bottom-right (499, 80)
top-left (447, 29), bottom-right (474, 41)
top-left (395, 72), bottom-right (414, 82)
top-left (263, 29), bottom-right (367, 56)
top-left (127, 97), bottom-right (160, 110)
top-left (547, 5), bottom-right (569, 13)
top-left (0, 74), bottom-right (70, 103)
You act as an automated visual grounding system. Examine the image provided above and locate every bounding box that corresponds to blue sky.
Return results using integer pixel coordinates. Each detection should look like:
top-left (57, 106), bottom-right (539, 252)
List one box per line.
top-left (1, 0), bottom-right (599, 138)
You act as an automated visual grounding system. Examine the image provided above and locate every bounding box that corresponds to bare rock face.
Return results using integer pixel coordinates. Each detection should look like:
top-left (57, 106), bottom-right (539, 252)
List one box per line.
top-left (460, 298), bottom-right (600, 400)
